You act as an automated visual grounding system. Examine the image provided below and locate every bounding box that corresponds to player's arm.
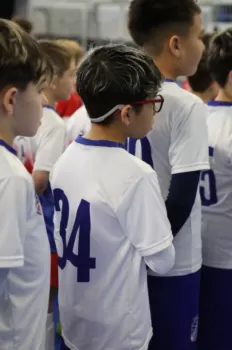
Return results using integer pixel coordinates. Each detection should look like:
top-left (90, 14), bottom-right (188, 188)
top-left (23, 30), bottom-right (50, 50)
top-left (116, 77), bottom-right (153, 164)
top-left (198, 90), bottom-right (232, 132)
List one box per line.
top-left (116, 171), bottom-right (175, 275)
top-left (165, 171), bottom-right (200, 236)
top-left (0, 176), bottom-right (27, 294)
top-left (33, 124), bottom-right (66, 196)
top-left (167, 101), bottom-right (209, 236)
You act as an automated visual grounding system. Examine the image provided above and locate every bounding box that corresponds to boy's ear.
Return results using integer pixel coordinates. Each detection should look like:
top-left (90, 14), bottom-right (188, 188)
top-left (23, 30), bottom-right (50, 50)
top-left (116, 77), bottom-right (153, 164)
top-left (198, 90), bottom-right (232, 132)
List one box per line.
top-left (169, 35), bottom-right (181, 58)
top-left (2, 87), bottom-right (17, 115)
top-left (121, 104), bottom-right (135, 126)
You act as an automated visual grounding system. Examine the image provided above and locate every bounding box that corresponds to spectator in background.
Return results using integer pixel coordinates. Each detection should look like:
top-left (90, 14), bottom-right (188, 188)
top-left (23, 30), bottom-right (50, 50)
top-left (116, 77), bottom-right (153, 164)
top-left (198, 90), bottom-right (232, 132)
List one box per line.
top-left (56, 40), bottom-right (84, 121)
top-left (12, 16), bottom-right (33, 34)
top-left (188, 33), bottom-right (218, 103)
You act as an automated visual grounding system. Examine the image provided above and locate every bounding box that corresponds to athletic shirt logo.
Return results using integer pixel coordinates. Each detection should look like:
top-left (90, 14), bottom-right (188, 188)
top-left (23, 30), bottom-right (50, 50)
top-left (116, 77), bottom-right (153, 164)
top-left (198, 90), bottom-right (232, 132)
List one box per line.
top-left (190, 315), bottom-right (199, 342)
top-left (35, 195), bottom-right (43, 215)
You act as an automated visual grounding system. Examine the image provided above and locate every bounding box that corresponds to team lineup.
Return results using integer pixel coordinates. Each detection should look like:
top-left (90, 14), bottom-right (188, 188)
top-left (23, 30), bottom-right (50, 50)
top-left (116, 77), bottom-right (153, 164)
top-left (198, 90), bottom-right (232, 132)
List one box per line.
top-left (0, 0), bottom-right (231, 349)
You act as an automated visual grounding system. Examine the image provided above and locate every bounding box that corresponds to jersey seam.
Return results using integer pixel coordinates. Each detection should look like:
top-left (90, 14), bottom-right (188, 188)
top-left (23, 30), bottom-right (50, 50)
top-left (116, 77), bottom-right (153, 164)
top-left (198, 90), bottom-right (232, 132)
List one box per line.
top-left (171, 162), bottom-right (209, 174)
top-left (137, 233), bottom-right (173, 257)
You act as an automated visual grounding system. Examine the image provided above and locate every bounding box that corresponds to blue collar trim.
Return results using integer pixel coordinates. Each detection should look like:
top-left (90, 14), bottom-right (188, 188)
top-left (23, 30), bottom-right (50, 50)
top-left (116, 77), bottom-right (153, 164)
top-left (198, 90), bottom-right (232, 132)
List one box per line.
top-left (75, 136), bottom-right (125, 149)
top-left (0, 140), bottom-right (17, 155)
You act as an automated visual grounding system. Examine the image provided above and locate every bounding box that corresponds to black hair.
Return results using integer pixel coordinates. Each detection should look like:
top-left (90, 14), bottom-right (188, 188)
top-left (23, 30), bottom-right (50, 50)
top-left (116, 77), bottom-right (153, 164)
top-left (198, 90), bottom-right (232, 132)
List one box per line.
top-left (208, 29), bottom-right (232, 88)
top-left (76, 44), bottom-right (162, 126)
top-left (128, 0), bottom-right (201, 53)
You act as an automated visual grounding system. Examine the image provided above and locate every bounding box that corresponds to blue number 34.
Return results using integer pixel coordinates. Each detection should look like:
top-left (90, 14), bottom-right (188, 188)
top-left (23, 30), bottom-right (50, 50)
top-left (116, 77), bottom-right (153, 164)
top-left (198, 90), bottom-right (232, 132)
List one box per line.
top-left (53, 189), bottom-right (96, 282)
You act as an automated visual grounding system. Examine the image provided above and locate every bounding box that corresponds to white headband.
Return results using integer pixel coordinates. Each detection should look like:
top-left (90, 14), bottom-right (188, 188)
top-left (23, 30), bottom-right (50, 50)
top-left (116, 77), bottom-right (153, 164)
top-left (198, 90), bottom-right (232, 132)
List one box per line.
top-left (89, 104), bottom-right (124, 123)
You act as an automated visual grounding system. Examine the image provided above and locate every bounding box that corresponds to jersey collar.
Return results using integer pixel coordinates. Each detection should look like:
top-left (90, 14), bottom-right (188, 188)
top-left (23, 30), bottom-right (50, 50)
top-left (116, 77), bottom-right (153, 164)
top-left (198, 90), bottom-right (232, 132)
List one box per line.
top-left (44, 105), bottom-right (57, 112)
top-left (0, 140), bottom-right (17, 156)
top-left (76, 136), bottom-right (125, 149)
top-left (208, 100), bottom-right (232, 107)
top-left (165, 78), bottom-right (175, 83)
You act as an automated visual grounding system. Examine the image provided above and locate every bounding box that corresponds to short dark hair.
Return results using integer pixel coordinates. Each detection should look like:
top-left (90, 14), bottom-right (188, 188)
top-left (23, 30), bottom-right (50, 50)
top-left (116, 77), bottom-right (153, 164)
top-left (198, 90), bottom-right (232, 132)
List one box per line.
top-left (208, 29), bottom-right (232, 88)
top-left (12, 17), bottom-right (33, 34)
top-left (0, 19), bottom-right (54, 92)
top-left (128, 0), bottom-right (201, 53)
top-left (76, 44), bottom-right (162, 125)
top-left (188, 33), bottom-right (214, 92)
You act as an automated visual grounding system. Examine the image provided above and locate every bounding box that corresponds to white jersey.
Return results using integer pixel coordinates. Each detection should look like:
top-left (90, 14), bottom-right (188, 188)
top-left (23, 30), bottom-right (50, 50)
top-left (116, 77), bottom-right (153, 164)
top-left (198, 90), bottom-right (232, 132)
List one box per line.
top-left (201, 101), bottom-right (232, 269)
top-left (13, 106), bottom-right (67, 252)
top-left (129, 80), bottom-right (209, 276)
top-left (16, 106), bottom-right (66, 172)
top-left (51, 137), bottom-right (173, 350)
top-left (67, 105), bottom-right (91, 143)
top-left (14, 106), bottom-right (67, 172)
top-left (0, 140), bottom-right (50, 350)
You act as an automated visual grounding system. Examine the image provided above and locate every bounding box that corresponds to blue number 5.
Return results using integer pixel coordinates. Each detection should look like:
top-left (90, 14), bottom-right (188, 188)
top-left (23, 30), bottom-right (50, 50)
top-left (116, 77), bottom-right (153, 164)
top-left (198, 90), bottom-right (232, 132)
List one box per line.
top-left (200, 147), bottom-right (218, 206)
top-left (53, 188), bottom-right (96, 282)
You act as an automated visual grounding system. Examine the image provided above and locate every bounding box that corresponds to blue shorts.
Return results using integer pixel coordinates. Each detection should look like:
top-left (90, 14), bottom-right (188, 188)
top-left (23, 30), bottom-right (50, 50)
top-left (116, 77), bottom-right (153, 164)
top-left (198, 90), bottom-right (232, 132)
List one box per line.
top-left (198, 265), bottom-right (232, 350)
top-left (60, 337), bottom-right (70, 350)
top-left (148, 270), bottom-right (201, 350)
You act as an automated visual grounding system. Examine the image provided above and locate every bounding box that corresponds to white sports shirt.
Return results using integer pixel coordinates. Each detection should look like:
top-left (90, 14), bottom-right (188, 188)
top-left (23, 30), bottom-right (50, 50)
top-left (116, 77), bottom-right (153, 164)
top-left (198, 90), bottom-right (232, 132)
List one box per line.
top-left (201, 100), bottom-right (232, 269)
top-left (67, 105), bottom-right (91, 143)
top-left (51, 137), bottom-right (173, 350)
top-left (13, 105), bottom-right (67, 252)
top-left (128, 80), bottom-right (209, 276)
top-left (14, 105), bottom-right (67, 173)
top-left (0, 140), bottom-right (50, 350)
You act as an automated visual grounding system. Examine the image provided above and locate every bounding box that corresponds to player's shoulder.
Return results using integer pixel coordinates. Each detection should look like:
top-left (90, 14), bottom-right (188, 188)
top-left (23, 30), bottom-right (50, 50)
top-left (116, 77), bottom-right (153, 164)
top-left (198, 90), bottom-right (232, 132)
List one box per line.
top-left (207, 103), bottom-right (232, 132)
top-left (68, 106), bottom-right (91, 138)
top-left (70, 105), bottom-right (88, 119)
top-left (0, 146), bottom-right (32, 184)
top-left (42, 106), bottom-right (65, 128)
top-left (38, 106), bottom-right (66, 139)
top-left (125, 151), bottom-right (154, 175)
top-left (161, 81), bottom-right (203, 112)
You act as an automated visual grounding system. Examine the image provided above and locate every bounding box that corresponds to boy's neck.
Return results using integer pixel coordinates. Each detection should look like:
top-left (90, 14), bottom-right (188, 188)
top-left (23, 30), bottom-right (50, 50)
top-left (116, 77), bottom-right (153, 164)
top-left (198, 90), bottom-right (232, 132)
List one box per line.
top-left (215, 89), bottom-right (232, 103)
top-left (0, 119), bottom-right (15, 146)
top-left (44, 88), bottom-right (57, 108)
top-left (85, 124), bottom-right (126, 146)
top-left (192, 90), bottom-right (214, 104)
top-left (153, 55), bottom-right (178, 81)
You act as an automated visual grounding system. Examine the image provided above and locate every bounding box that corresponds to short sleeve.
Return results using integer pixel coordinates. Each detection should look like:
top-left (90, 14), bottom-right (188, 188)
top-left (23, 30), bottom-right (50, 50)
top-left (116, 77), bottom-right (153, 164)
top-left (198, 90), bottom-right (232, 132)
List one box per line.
top-left (116, 172), bottom-right (173, 256)
top-left (169, 102), bottom-right (209, 174)
top-left (0, 176), bottom-right (28, 268)
top-left (34, 124), bottom-right (66, 172)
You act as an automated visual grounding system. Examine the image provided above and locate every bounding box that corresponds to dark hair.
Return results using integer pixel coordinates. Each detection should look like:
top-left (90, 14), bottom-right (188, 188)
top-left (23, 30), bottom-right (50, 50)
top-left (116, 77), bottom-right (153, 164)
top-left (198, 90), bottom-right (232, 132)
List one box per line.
top-left (128, 0), bottom-right (201, 52)
top-left (76, 44), bottom-right (162, 125)
top-left (12, 17), bottom-right (33, 34)
top-left (39, 40), bottom-right (74, 76)
top-left (0, 19), bottom-right (54, 91)
top-left (188, 33), bottom-right (214, 92)
top-left (208, 29), bottom-right (232, 88)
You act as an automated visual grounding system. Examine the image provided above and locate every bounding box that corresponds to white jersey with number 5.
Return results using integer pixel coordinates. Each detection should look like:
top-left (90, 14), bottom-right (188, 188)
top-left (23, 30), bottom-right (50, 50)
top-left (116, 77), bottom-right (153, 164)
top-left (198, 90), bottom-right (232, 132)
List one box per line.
top-left (128, 80), bottom-right (209, 276)
top-left (51, 137), bottom-right (173, 350)
top-left (201, 100), bottom-right (232, 269)
top-left (0, 140), bottom-right (50, 350)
